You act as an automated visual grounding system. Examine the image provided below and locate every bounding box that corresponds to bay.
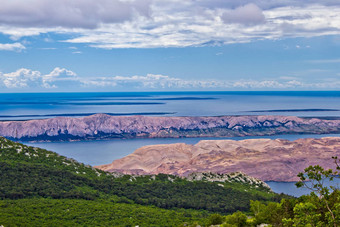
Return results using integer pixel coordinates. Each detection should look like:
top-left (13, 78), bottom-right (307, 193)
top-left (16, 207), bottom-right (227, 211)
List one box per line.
top-left (267, 178), bottom-right (340, 197)
top-left (26, 134), bottom-right (340, 166)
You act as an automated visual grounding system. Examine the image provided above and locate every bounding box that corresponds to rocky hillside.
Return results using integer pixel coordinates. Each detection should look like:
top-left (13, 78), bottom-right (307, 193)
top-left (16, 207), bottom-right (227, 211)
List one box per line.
top-left (96, 137), bottom-right (340, 182)
top-left (186, 172), bottom-right (271, 190)
top-left (1, 114), bottom-right (340, 141)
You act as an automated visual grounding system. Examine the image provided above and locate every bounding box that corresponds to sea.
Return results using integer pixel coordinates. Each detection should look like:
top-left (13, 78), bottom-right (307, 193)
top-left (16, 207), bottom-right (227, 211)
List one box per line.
top-left (1, 91), bottom-right (340, 197)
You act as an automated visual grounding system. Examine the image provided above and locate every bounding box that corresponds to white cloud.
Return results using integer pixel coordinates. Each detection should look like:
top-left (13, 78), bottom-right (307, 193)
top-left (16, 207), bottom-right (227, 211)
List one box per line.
top-left (84, 74), bottom-right (185, 89)
top-left (44, 67), bottom-right (76, 78)
top-left (0, 0), bottom-right (151, 29)
top-left (0, 1), bottom-right (339, 48)
top-left (64, 3), bottom-right (340, 48)
top-left (195, 0), bottom-right (340, 10)
top-left (1, 68), bottom-right (340, 90)
top-left (82, 74), bottom-right (340, 90)
top-left (0, 68), bottom-right (41, 88)
top-left (221, 4), bottom-right (265, 25)
top-left (0, 42), bottom-right (25, 51)
top-left (0, 67), bottom-right (79, 89)
top-left (2, 27), bottom-right (47, 41)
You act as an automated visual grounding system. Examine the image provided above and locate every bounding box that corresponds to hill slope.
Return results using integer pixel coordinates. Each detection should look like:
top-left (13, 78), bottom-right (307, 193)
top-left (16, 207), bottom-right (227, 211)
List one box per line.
top-left (0, 137), bottom-right (288, 216)
top-left (97, 137), bottom-right (340, 181)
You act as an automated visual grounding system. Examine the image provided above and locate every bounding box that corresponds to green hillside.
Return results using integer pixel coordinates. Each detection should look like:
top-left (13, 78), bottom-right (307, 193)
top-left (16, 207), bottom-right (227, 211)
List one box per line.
top-left (0, 137), bottom-right (289, 226)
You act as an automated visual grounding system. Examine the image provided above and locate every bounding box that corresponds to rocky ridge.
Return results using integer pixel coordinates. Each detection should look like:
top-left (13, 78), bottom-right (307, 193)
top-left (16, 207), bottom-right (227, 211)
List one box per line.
top-left (1, 114), bottom-right (340, 141)
top-left (96, 137), bottom-right (340, 182)
top-left (186, 172), bottom-right (271, 190)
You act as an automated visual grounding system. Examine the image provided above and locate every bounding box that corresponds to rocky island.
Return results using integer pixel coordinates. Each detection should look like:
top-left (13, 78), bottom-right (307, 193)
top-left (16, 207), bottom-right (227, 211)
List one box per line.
top-left (96, 137), bottom-right (340, 182)
top-left (1, 113), bottom-right (340, 142)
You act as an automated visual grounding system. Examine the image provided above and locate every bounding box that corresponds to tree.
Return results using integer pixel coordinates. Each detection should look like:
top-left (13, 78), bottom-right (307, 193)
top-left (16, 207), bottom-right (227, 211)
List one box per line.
top-left (207, 213), bottom-right (225, 226)
top-left (291, 202), bottom-right (323, 226)
top-left (296, 157), bottom-right (340, 227)
top-left (224, 211), bottom-right (247, 227)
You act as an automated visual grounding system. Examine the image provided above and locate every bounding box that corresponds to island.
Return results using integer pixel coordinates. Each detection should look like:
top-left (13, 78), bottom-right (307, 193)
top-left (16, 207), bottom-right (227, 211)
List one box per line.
top-left (1, 113), bottom-right (340, 142)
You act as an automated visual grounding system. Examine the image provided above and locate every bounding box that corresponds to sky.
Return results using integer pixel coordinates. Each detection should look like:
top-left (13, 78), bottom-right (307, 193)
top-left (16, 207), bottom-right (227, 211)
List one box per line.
top-left (0, 0), bottom-right (339, 92)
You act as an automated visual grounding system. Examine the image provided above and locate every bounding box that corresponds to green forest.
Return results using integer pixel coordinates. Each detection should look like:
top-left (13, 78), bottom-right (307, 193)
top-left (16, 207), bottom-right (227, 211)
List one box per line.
top-left (0, 137), bottom-right (339, 226)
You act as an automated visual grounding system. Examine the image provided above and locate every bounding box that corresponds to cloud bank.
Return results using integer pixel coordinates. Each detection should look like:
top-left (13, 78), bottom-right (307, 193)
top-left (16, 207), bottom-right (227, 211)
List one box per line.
top-left (0, 67), bottom-right (79, 89)
top-left (0, 0), bottom-right (339, 48)
top-left (0, 0), bottom-right (151, 29)
top-left (1, 67), bottom-right (340, 91)
top-left (0, 42), bottom-right (25, 51)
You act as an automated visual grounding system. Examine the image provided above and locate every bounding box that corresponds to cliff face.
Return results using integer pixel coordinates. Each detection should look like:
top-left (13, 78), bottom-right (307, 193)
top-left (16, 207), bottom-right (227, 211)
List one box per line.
top-left (96, 137), bottom-right (340, 182)
top-left (1, 113), bottom-right (340, 141)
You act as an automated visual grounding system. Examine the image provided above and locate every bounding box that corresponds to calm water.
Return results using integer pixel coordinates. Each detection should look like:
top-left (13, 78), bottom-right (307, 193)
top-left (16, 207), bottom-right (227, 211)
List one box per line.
top-left (26, 133), bottom-right (340, 166)
top-left (267, 178), bottom-right (340, 197)
top-left (4, 91), bottom-right (340, 197)
top-left (1, 91), bottom-right (340, 120)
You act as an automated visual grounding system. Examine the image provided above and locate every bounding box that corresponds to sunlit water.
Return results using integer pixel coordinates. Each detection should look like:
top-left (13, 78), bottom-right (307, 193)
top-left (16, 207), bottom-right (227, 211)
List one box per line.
top-left (1, 91), bottom-right (340, 120)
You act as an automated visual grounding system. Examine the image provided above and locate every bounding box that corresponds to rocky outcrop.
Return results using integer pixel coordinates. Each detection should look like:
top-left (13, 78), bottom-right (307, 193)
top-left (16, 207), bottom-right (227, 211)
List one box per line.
top-left (96, 137), bottom-right (340, 182)
top-left (1, 113), bottom-right (340, 141)
top-left (186, 172), bottom-right (271, 190)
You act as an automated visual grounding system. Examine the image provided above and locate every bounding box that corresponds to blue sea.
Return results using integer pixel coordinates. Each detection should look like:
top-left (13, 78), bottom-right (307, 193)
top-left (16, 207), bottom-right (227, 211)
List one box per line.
top-left (2, 91), bottom-right (340, 196)
top-left (1, 91), bottom-right (340, 120)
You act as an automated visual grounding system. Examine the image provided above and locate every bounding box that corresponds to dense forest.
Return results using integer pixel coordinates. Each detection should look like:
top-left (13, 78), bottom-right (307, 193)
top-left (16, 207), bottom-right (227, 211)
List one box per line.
top-left (1, 137), bottom-right (339, 226)
top-left (0, 137), bottom-right (287, 226)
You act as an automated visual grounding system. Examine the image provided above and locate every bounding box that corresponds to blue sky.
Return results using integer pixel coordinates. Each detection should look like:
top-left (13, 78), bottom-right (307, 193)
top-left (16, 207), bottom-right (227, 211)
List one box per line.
top-left (0, 0), bottom-right (339, 92)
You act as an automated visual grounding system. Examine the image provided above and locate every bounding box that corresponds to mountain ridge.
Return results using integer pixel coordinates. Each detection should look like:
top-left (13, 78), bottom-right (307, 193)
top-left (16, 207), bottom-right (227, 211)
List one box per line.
top-left (1, 113), bottom-right (340, 141)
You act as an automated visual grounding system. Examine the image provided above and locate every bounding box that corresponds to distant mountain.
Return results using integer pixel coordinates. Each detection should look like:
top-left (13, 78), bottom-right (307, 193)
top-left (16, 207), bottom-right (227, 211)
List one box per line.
top-left (1, 113), bottom-right (340, 141)
top-left (97, 137), bottom-right (340, 182)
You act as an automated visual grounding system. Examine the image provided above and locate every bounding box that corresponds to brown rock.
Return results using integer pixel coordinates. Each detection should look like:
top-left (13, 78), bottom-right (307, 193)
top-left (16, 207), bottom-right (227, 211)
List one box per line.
top-left (1, 114), bottom-right (340, 141)
top-left (96, 137), bottom-right (340, 182)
